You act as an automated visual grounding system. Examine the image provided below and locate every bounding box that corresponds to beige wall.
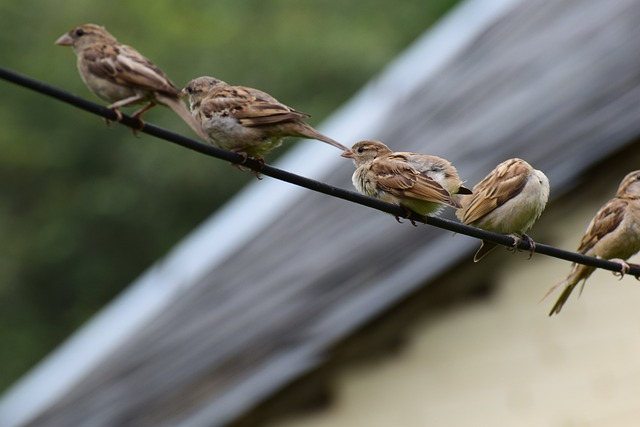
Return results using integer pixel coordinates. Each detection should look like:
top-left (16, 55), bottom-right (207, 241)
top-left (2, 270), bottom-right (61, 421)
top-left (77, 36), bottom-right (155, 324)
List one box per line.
top-left (270, 147), bottom-right (640, 427)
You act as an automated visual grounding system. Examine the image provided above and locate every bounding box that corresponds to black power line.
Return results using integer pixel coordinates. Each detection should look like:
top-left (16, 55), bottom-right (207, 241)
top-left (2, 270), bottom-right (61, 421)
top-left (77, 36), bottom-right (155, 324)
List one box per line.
top-left (1, 66), bottom-right (639, 279)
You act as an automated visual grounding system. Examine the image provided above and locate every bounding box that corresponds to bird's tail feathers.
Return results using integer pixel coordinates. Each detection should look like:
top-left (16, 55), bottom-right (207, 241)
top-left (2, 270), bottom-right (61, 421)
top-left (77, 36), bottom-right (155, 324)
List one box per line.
top-left (544, 279), bottom-right (576, 316)
top-left (543, 264), bottom-right (591, 316)
top-left (473, 240), bottom-right (497, 262)
top-left (296, 123), bottom-right (348, 151)
top-left (156, 94), bottom-right (208, 141)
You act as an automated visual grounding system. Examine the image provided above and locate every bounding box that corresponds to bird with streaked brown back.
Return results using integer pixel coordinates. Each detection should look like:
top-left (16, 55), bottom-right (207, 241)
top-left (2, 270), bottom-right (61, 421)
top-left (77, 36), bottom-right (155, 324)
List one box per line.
top-left (456, 158), bottom-right (550, 262)
top-left (545, 170), bottom-right (640, 315)
top-left (183, 76), bottom-right (346, 161)
top-left (342, 140), bottom-right (472, 221)
top-left (56, 23), bottom-right (207, 140)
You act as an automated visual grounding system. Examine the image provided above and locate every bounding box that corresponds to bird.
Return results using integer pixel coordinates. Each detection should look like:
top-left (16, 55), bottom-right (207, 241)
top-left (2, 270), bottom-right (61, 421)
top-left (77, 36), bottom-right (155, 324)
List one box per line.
top-left (545, 170), bottom-right (640, 315)
top-left (456, 158), bottom-right (550, 262)
top-left (182, 76), bottom-right (347, 161)
top-left (341, 140), bottom-right (472, 220)
top-left (55, 24), bottom-right (207, 140)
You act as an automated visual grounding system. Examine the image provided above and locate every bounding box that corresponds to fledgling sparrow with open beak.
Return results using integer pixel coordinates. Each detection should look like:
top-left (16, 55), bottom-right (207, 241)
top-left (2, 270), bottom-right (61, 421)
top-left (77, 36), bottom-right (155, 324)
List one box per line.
top-left (342, 140), bottom-right (472, 220)
top-left (56, 24), bottom-right (207, 140)
top-left (545, 170), bottom-right (640, 315)
top-left (182, 76), bottom-right (347, 161)
top-left (456, 158), bottom-right (550, 262)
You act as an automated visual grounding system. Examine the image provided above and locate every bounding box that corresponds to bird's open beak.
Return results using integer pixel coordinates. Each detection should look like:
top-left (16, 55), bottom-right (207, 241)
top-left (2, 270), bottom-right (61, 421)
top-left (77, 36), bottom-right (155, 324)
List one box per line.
top-left (341, 150), bottom-right (354, 159)
top-left (55, 33), bottom-right (73, 46)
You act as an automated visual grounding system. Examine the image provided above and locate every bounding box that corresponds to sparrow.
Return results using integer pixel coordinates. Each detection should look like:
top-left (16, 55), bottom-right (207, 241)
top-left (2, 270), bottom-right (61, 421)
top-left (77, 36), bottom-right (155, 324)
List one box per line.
top-left (341, 140), bottom-right (472, 220)
top-left (56, 24), bottom-right (207, 140)
top-left (182, 76), bottom-right (347, 161)
top-left (456, 158), bottom-right (550, 262)
top-left (546, 170), bottom-right (640, 315)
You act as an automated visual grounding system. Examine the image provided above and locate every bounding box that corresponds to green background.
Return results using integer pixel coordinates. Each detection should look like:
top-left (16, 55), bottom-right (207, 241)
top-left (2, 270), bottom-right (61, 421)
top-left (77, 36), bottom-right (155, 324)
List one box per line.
top-left (0, 0), bottom-right (458, 392)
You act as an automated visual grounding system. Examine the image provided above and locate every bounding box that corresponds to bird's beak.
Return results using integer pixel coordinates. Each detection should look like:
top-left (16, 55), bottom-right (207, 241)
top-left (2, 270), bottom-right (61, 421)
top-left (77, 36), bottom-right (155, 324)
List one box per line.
top-left (55, 33), bottom-right (73, 46)
top-left (341, 150), bottom-right (354, 159)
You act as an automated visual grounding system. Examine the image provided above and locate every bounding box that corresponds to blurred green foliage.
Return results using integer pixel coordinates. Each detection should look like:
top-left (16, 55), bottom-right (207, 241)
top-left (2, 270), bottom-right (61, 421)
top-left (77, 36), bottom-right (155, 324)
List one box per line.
top-left (0, 0), bottom-right (458, 392)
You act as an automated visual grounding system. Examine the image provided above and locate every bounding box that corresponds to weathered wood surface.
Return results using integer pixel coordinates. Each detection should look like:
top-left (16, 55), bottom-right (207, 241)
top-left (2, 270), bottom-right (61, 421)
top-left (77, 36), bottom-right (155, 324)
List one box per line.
top-left (13, 0), bottom-right (640, 426)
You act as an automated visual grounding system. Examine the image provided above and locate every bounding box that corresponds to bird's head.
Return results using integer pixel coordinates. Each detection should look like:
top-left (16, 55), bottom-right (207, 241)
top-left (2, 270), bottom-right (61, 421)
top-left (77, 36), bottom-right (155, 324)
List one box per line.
top-left (617, 170), bottom-right (640, 198)
top-left (55, 24), bottom-right (116, 51)
top-left (182, 76), bottom-right (227, 106)
top-left (341, 140), bottom-right (392, 166)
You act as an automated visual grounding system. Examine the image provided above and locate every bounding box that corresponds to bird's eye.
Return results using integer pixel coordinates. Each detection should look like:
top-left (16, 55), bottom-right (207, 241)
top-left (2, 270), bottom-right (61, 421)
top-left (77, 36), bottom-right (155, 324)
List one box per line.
top-left (75, 28), bottom-right (85, 37)
top-left (357, 147), bottom-right (365, 154)
top-left (185, 86), bottom-right (193, 94)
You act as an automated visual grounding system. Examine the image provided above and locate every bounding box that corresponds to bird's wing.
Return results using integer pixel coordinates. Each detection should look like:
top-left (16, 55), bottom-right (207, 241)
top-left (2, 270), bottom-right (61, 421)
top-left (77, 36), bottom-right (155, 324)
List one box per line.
top-left (199, 84), bottom-right (308, 126)
top-left (576, 199), bottom-right (626, 254)
top-left (371, 159), bottom-right (455, 206)
top-left (83, 43), bottom-right (179, 95)
top-left (461, 159), bottom-right (530, 224)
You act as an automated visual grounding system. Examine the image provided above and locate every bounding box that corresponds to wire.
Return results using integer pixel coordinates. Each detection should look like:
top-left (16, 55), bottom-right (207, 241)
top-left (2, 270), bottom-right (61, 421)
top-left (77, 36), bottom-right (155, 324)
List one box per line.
top-left (2, 66), bottom-right (639, 279)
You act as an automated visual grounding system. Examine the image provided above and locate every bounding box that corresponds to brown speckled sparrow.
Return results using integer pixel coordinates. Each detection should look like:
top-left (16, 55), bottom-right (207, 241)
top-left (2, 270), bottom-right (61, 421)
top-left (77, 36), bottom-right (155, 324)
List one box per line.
top-left (545, 170), bottom-right (640, 315)
top-left (182, 76), bottom-right (347, 161)
top-left (56, 24), bottom-right (207, 140)
top-left (342, 140), bottom-right (472, 220)
top-left (456, 158), bottom-right (550, 262)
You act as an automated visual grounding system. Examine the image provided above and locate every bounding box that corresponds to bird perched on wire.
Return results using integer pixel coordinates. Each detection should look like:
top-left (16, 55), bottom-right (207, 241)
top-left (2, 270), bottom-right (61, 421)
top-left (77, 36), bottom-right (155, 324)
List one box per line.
top-left (182, 76), bottom-right (347, 162)
top-left (342, 140), bottom-right (472, 221)
top-left (545, 170), bottom-right (640, 315)
top-left (55, 24), bottom-right (207, 140)
top-left (456, 158), bottom-right (550, 262)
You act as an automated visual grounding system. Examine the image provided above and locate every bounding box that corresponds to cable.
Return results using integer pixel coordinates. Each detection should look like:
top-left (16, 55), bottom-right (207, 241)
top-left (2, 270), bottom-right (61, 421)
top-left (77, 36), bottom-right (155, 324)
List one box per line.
top-left (2, 66), bottom-right (639, 278)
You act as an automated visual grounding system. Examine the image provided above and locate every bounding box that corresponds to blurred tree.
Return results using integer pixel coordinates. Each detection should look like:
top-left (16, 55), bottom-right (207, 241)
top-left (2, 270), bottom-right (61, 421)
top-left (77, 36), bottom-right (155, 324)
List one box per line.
top-left (0, 0), bottom-right (458, 391)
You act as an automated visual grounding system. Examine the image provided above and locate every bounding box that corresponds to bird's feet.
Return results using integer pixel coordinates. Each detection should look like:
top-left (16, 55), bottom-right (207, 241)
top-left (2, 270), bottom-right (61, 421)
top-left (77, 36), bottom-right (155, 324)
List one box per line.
top-left (102, 107), bottom-right (144, 137)
top-left (395, 209), bottom-right (418, 226)
top-left (506, 234), bottom-right (536, 259)
top-left (507, 234), bottom-right (522, 253)
top-left (610, 258), bottom-right (631, 279)
top-left (251, 157), bottom-right (265, 180)
top-left (102, 107), bottom-right (123, 127)
top-left (230, 150), bottom-right (264, 180)
top-left (522, 234), bottom-right (536, 259)
top-left (130, 109), bottom-right (149, 137)
top-left (230, 148), bottom-right (250, 165)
